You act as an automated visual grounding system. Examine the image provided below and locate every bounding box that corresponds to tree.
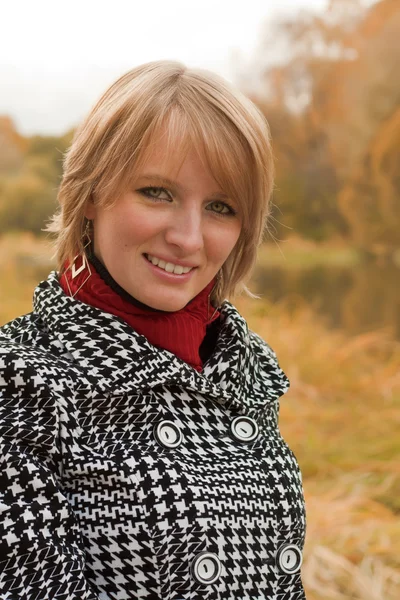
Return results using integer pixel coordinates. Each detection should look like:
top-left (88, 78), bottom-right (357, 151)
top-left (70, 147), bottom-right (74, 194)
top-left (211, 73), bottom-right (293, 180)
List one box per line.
top-left (338, 106), bottom-right (400, 251)
top-left (0, 116), bottom-right (27, 174)
top-left (240, 0), bottom-right (400, 248)
top-left (0, 126), bottom-right (74, 235)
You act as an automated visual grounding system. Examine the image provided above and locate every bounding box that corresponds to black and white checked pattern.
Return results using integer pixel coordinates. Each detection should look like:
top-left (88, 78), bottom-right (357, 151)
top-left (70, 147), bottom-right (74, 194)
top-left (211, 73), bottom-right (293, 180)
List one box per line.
top-left (0, 271), bottom-right (306, 599)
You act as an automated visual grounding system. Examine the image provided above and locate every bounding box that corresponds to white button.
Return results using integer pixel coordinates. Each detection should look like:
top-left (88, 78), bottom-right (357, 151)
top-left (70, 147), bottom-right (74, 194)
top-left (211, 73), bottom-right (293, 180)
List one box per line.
top-left (230, 416), bottom-right (259, 443)
top-left (276, 544), bottom-right (303, 574)
top-left (191, 552), bottom-right (221, 585)
top-left (153, 420), bottom-right (182, 449)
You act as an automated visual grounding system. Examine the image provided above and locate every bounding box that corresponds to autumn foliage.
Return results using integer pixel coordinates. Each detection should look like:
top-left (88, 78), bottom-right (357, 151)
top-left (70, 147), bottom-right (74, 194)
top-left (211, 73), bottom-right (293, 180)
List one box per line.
top-left (243, 0), bottom-right (399, 251)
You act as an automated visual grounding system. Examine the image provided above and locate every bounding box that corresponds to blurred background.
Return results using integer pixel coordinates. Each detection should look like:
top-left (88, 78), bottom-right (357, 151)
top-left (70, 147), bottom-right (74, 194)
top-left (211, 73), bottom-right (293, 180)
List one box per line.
top-left (1, 0), bottom-right (399, 597)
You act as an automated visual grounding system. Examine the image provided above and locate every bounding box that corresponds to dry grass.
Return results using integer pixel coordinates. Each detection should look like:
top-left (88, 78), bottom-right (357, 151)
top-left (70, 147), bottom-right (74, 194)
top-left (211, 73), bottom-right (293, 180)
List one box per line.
top-left (0, 232), bottom-right (54, 324)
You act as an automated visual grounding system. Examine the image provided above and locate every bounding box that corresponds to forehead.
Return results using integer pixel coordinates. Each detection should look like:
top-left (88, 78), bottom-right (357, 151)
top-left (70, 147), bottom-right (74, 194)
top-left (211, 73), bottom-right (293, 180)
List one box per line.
top-left (135, 145), bottom-right (221, 191)
top-left (135, 121), bottom-right (208, 179)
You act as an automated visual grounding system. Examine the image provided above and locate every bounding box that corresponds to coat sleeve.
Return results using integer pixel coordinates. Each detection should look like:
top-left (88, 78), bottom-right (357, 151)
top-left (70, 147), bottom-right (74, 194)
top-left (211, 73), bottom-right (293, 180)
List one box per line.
top-left (0, 347), bottom-right (100, 600)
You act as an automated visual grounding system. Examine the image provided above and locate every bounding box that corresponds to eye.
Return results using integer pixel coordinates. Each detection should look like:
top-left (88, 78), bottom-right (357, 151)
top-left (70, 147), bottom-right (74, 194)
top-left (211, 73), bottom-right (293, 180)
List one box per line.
top-left (207, 200), bottom-right (237, 216)
top-left (138, 186), bottom-right (172, 201)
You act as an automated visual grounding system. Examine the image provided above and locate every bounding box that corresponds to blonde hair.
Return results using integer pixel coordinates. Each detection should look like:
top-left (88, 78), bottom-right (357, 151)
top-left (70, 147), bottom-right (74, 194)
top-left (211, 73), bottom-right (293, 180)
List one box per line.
top-left (48, 60), bottom-right (275, 305)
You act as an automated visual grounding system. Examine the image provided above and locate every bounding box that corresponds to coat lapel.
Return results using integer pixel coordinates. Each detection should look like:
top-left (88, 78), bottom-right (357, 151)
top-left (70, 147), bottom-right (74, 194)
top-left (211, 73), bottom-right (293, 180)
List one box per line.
top-left (34, 272), bottom-right (289, 412)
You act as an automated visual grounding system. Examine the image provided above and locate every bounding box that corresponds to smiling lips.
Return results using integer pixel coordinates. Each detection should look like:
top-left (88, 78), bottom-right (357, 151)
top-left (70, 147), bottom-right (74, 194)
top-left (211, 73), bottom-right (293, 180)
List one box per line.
top-left (145, 253), bottom-right (196, 275)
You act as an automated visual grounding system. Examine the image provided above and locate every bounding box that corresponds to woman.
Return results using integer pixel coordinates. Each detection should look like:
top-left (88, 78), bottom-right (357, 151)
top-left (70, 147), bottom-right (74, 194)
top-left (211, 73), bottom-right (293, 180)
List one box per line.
top-left (0, 61), bottom-right (306, 599)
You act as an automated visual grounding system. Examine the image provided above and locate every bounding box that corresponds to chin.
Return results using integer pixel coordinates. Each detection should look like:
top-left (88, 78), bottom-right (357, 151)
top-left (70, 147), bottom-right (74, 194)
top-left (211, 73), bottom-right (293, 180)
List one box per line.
top-left (138, 293), bottom-right (189, 313)
top-left (152, 300), bottom-right (188, 312)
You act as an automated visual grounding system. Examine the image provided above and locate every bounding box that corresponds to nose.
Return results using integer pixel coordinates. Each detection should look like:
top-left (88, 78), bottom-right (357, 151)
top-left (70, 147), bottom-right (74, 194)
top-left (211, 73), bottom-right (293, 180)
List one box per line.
top-left (164, 205), bottom-right (203, 255)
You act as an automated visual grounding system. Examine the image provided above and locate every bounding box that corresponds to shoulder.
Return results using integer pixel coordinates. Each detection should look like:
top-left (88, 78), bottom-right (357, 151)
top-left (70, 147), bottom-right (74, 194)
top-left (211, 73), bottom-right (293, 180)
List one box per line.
top-left (0, 313), bottom-right (77, 463)
top-left (220, 301), bottom-right (290, 400)
top-left (0, 312), bottom-right (73, 398)
top-left (248, 329), bottom-right (279, 362)
top-left (220, 300), bottom-right (279, 361)
top-left (1, 311), bottom-right (42, 346)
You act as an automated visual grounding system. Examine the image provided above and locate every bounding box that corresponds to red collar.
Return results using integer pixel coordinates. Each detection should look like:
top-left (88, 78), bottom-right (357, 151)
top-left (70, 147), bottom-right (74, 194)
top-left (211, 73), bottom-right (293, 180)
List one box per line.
top-left (59, 257), bottom-right (220, 372)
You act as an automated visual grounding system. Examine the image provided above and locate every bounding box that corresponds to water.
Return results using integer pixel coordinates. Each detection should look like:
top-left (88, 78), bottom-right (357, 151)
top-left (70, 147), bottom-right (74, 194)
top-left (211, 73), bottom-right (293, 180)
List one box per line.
top-left (253, 261), bottom-right (400, 340)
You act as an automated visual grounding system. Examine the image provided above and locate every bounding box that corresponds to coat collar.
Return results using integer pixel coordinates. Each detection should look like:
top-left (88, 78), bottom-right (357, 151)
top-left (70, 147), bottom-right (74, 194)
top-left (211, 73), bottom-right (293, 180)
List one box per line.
top-left (34, 272), bottom-right (290, 412)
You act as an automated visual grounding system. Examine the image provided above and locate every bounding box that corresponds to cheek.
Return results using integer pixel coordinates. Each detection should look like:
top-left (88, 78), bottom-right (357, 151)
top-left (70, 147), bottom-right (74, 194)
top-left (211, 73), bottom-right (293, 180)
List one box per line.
top-left (99, 209), bottom-right (160, 251)
top-left (210, 225), bottom-right (241, 264)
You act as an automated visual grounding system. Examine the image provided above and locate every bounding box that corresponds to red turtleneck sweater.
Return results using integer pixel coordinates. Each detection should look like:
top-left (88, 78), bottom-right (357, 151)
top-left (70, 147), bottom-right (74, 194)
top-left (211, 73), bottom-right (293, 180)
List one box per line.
top-left (59, 256), bottom-right (221, 372)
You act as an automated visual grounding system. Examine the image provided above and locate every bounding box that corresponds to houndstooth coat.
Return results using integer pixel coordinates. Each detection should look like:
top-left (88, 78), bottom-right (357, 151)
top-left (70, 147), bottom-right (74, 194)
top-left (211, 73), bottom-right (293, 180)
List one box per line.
top-left (0, 272), bottom-right (306, 600)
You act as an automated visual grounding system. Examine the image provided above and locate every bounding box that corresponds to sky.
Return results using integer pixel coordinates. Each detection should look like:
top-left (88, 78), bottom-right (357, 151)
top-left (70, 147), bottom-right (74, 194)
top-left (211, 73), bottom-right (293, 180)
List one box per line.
top-left (0, 0), bottom-right (370, 136)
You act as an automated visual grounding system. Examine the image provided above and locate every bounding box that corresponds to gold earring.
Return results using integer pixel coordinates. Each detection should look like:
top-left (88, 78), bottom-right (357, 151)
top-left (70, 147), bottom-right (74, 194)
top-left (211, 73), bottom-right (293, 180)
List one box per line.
top-left (64, 220), bottom-right (93, 298)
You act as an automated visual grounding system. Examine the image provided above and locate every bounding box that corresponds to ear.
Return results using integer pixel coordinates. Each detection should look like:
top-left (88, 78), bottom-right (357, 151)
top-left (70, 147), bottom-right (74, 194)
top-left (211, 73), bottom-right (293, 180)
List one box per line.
top-left (84, 198), bottom-right (96, 220)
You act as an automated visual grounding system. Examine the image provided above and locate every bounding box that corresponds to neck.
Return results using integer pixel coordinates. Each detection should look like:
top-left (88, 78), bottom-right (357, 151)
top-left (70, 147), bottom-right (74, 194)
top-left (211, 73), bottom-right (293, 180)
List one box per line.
top-left (59, 256), bottom-right (221, 372)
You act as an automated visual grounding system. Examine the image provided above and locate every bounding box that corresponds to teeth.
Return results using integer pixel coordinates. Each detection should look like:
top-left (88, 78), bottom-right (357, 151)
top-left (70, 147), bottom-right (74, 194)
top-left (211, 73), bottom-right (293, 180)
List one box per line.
top-left (146, 254), bottom-right (193, 275)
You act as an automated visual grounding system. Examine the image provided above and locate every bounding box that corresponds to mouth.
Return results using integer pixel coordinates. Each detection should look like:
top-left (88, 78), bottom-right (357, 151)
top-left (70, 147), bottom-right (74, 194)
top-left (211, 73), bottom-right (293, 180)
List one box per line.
top-left (144, 253), bottom-right (196, 275)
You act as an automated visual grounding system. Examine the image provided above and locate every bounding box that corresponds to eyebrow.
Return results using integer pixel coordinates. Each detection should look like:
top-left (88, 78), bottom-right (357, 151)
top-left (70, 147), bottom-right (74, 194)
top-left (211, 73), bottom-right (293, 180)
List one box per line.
top-left (138, 174), bottom-right (230, 200)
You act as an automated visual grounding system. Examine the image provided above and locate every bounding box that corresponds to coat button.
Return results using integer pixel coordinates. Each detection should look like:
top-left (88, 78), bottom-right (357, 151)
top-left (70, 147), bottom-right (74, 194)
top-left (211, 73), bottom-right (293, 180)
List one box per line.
top-left (230, 416), bottom-right (259, 443)
top-left (191, 552), bottom-right (222, 585)
top-left (153, 420), bottom-right (183, 449)
top-left (276, 544), bottom-right (303, 574)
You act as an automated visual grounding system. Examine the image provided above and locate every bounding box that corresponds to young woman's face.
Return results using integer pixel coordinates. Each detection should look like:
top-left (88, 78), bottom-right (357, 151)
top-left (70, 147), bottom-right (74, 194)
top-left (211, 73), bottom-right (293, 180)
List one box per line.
top-left (85, 143), bottom-right (242, 311)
